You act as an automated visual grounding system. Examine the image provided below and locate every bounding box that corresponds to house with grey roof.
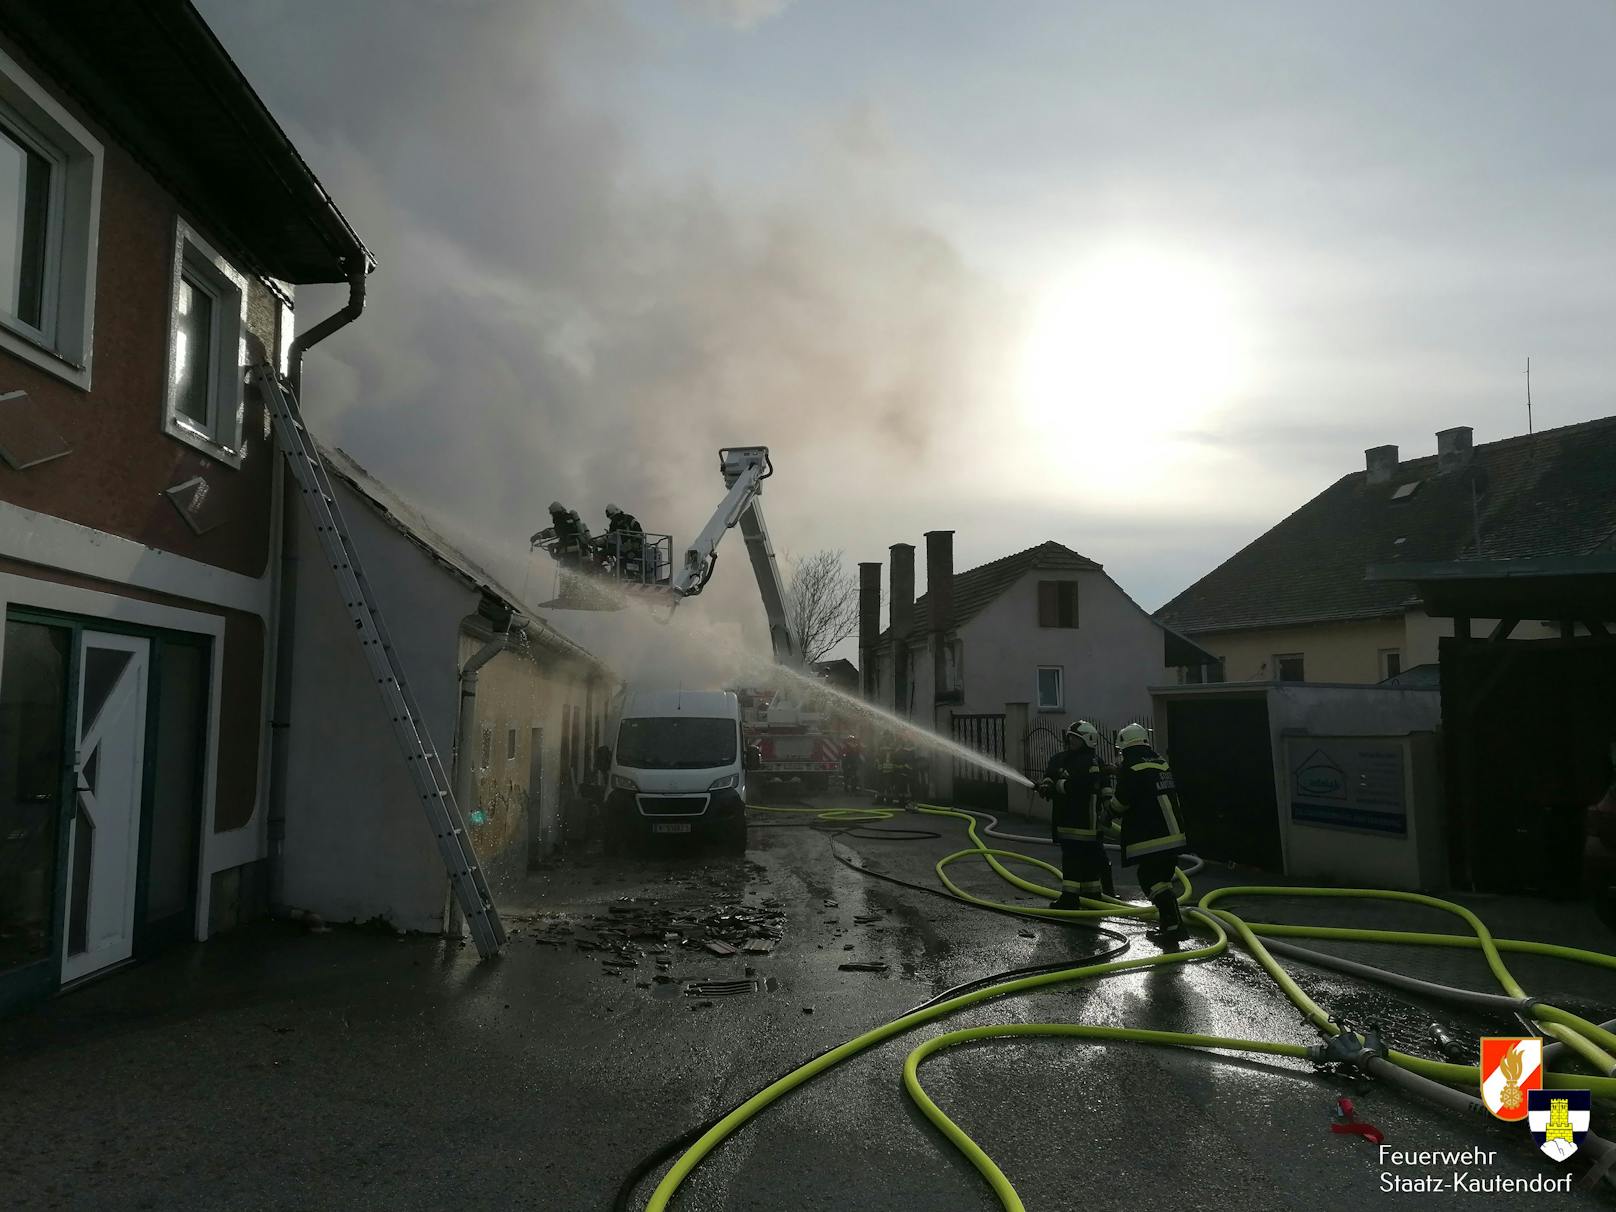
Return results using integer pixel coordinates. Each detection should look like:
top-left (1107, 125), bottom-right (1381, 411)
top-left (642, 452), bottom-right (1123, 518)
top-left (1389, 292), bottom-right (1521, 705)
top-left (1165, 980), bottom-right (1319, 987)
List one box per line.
top-left (859, 536), bottom-right (1209, 798)
top-left (1155, 419), bottom-right (1616, 686)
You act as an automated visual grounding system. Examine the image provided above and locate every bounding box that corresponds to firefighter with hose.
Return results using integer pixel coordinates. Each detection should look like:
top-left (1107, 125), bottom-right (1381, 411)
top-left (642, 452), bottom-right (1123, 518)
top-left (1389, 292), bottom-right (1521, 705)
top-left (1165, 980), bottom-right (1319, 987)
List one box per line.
top-left (1035, 720), bottom-right (1113, 910)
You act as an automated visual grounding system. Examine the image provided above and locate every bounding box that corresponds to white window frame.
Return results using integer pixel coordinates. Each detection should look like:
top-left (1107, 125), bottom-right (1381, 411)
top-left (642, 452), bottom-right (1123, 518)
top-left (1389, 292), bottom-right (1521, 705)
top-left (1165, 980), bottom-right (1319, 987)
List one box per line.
top-left (1035, 665), bottom-right (1064, 711)
top-left (0, 47), bottom-right (102, 390)
top-left (164, 219), bottom-right (248, 466)
top-left (506, 724), bottom-right (518, 763)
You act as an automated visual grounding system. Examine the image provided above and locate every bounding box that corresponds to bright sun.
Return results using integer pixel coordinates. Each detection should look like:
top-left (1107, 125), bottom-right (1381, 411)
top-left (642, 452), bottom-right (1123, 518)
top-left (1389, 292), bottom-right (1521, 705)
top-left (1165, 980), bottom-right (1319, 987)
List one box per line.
top-left (1016, 245), bottom-right (1247, 491)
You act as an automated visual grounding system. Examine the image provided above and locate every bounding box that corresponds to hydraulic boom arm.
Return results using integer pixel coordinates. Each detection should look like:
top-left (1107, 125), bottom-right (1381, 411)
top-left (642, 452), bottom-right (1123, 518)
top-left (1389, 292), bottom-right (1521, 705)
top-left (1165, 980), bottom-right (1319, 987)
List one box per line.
top-left (672, 447), bottom-right (799, 664)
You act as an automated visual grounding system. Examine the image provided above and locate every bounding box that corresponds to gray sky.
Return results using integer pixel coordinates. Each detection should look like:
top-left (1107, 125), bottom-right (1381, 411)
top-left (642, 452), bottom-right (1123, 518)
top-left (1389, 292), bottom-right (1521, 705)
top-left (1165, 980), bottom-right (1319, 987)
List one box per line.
top-left (200, 0), bottom-right (1616, 656)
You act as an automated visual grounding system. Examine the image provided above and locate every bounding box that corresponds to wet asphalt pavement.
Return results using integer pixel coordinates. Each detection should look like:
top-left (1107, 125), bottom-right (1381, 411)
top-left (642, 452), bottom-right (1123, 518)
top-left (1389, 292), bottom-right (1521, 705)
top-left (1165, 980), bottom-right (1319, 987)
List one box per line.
top-left (2, 795), bottom-right (1615, 1211)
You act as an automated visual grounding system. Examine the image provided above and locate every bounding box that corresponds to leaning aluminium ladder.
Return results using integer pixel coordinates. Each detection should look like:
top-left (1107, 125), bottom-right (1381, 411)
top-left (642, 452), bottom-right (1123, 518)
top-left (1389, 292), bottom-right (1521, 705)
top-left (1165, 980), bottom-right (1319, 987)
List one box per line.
top-left (254, 364), bottom-right (506, 958)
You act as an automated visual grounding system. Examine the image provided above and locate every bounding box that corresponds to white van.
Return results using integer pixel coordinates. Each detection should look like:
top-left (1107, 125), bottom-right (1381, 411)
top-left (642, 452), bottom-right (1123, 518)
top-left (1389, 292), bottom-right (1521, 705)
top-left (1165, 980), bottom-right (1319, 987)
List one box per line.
top-left (604, 689), bottom-right (753, 852)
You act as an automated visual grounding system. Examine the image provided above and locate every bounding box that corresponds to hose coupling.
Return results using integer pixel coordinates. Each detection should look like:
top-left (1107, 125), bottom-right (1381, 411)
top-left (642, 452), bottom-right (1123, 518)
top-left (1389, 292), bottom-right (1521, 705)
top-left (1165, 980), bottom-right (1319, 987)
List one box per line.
top-left (1314, 1020), bottom-right (1388, 1069)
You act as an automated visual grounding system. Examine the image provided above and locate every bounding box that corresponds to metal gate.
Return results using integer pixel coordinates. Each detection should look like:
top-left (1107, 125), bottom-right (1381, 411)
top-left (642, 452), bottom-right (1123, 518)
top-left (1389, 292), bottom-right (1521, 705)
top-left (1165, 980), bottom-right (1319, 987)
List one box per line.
top-left (950, 713), bottom-right (1007, 812)
top-left (1023, 724), bottom-right (1062, 782)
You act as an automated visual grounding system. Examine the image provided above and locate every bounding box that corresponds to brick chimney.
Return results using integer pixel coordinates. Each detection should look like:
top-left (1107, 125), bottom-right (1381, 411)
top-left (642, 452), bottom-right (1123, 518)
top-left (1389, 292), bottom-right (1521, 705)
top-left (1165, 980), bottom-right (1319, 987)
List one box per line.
top-left (1437, 426), bottom-right (1474, 473)
top-left (889, 543), bottom-right (915, 715)
top-left (925, 530), bottom-right (955, 702)
top-left (857, 561), bottom-right (881, 701)
top-left (1364, 444), bottom-right (1399, 485)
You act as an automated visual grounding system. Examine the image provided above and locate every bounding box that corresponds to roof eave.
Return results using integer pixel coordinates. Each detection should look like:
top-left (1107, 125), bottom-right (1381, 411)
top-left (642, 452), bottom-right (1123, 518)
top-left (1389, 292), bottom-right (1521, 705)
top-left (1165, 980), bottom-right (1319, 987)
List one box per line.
top-left (2, 0), bottom-right (372, 284)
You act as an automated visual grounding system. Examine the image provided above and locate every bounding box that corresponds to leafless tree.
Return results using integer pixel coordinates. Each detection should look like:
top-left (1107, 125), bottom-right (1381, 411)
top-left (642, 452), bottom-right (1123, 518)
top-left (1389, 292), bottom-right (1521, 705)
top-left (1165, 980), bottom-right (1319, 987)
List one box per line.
top-left (786, 549), bottom-right (861, 665)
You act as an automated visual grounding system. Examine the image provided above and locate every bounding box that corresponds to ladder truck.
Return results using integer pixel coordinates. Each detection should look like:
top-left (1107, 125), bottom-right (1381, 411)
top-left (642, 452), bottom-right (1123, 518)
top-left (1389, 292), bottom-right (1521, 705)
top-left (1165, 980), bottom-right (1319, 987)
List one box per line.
top-left (532, 447), bottom-right (841, 790)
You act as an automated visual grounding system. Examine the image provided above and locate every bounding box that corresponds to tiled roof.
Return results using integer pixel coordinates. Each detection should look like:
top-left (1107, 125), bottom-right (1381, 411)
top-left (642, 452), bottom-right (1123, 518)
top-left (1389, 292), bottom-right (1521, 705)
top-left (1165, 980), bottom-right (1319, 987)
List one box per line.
top-left (1154, 415), bottom-right (1616, 635)
top-left (320, 444), bottom-right (610, 673)
top-left (880, 540), bottom-right (1101, 640)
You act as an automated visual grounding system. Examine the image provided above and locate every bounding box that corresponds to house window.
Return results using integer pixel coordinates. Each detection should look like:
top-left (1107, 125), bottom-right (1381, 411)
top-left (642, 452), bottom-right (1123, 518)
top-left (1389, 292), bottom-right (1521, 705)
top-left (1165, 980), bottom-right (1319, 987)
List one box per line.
top-left (940, 638), bottom-right (963, 697)
top-left (1037, 580), bottom-right (1079, 628)
top-left (1379, 649), bottom-right (1402, 681)
top-left (1036, 666), bottom-right (1063, 710)
top-left (480, 726), bottom-right (493, 771)
top-left (0, 125), bottom-right (50, 331)
top-left (164, 220), bottom-right (248, 463)
top-left (0, 49), bottom-right (104, 387)
top-left (1180, 660), bottom-right (1225, 685)
top-left (1275, 654), bottom-right (1305, 683)
top-left (506, 726), bottom-right (518, 762)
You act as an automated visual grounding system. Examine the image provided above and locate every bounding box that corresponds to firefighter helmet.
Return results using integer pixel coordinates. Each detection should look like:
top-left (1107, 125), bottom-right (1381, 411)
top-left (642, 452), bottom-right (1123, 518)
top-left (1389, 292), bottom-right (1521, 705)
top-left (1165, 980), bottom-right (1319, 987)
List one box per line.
top-left (1066, 720), bottom-right (1100, 750)
top-left (605, 503), bottom-right (623, 518)
top-left (1117, 723), bottom-right (1151, 749)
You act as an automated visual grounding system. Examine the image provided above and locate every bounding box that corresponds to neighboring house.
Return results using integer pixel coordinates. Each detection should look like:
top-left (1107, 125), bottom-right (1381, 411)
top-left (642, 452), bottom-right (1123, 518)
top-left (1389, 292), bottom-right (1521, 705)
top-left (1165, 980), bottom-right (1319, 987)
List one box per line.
top-left (0, 4), bottom-right (370, 1014)
top-left (280, 447), bottom-right (616, 933)
top-left (868, 537), bottom-right (1210, 738)
top-left (1155, 420), bottom-right (1616, 686)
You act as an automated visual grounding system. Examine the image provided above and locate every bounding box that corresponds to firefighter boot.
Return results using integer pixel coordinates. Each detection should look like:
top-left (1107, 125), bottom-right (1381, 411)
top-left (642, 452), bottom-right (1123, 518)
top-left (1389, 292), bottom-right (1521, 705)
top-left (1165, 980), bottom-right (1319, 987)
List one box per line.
top-left (1146, 888), bottom-right (1187, 943)
top-left (1048, 891), bottom-right (1085, 911)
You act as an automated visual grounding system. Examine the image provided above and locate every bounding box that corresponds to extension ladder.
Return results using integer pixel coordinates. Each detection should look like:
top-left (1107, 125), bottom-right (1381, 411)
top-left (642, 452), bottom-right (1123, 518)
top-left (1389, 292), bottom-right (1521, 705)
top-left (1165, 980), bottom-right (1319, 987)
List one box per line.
top-left (255, 364), bottom-right (506, 958)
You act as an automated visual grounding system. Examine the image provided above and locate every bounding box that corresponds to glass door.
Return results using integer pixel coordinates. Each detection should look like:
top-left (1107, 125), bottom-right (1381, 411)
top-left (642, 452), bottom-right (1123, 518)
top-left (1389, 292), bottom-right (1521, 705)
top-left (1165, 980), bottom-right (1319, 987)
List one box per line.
top-left (61, 632), bottom-right (150, 984)
top-left (0, 619), bottom-right (72, 1006)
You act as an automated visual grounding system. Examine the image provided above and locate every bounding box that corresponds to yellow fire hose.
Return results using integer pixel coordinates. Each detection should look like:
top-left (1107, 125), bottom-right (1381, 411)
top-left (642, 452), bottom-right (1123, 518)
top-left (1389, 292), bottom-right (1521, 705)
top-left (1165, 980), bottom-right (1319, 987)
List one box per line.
top-left (643, 802), bottom-right (1616, 1211)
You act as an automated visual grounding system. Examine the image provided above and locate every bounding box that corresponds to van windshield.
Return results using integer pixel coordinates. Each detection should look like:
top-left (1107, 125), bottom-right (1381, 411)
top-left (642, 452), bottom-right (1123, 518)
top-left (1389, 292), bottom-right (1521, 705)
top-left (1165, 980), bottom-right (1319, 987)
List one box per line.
top-left (617, 716), bottom-right (737, 770)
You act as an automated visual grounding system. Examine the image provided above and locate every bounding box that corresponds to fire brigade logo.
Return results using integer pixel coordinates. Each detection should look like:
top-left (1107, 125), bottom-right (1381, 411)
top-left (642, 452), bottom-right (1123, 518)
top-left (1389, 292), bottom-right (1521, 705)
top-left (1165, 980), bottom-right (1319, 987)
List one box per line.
top-left (1480, 1037), bottom-right (1542, 1121)
top-left (1528, 1090), bottom-right (1591, 1162)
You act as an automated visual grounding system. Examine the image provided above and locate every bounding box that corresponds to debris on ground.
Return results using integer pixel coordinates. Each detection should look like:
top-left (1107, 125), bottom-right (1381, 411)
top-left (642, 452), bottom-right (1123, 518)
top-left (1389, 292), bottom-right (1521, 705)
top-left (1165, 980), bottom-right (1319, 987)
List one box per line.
top-left (504, 861), bottom-right (785, 984)
top-left (838, 961), bottom-right (889, 973)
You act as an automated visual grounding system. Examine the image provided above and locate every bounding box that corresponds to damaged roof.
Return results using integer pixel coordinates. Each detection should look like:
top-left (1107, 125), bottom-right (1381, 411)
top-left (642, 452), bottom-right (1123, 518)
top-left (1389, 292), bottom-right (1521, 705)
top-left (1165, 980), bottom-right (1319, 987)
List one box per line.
top-left (1155, 414), bottom-right (1616, 635)
top-left (320, 444), bottom-right (610, 674)
top-left (2, 0), bottom-right (371, 284)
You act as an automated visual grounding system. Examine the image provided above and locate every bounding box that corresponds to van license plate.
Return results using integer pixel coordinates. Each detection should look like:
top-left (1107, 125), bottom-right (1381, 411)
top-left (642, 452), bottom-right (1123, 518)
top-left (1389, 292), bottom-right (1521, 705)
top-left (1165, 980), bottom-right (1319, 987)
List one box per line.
top-left (652, 823), bottom-right (692, 834)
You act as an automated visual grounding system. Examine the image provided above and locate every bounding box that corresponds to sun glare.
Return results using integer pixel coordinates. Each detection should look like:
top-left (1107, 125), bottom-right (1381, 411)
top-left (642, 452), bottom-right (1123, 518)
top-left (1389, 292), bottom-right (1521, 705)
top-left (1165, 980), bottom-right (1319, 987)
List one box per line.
top-left (1016, 245), bottom-right (1247, 493)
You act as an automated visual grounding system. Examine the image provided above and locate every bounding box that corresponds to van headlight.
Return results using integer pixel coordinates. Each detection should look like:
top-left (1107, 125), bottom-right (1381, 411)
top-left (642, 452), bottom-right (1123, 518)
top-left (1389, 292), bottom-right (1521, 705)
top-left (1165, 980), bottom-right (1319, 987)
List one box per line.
top-left (707, 774), bottom-right (739, 791)
top-left (611, 774), bottom-right (638, 791)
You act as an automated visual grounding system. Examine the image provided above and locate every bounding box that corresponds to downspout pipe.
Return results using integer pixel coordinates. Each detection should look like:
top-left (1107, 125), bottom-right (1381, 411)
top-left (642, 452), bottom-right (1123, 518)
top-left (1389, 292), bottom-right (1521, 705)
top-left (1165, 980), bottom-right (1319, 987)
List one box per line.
top-left (288, 265), bottom-right (368, 396)
top-left (266, 264), bottom-right (369, 919)
top-left (444, 605), bottom-right (521, 936)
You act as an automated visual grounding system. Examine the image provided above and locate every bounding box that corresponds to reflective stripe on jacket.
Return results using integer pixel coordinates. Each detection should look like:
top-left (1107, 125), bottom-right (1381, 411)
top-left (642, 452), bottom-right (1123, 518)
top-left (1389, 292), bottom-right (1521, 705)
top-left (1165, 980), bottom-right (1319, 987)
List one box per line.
top-left (1113, 748), bottom-right (1187, 864)
top-left (1043, 747), bottom-right (1103, 842)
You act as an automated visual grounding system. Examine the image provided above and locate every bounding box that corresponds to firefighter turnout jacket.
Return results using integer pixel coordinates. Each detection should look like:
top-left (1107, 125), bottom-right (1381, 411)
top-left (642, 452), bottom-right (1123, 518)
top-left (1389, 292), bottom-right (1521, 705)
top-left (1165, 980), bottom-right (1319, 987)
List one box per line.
top-left (1112, 744), bottom-right (1188, 866)
top-left (1042, 747), bottom-right (1105, 844)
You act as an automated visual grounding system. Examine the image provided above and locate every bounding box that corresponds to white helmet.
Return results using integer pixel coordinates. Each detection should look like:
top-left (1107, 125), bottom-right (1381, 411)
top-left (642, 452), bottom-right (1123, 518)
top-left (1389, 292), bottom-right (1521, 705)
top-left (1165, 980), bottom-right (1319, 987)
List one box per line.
top-left (604, 503), bottom-right (623, 517)
top-left (1117, 723), bottom-right (1151, 749)
top-left (1066, 720), bottom-right (1099, 750)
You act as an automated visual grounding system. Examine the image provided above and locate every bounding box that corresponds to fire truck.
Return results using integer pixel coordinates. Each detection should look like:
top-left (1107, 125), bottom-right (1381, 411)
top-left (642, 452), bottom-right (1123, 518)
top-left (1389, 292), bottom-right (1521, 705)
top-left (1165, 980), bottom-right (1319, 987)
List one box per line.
top-left (735, 688), bottom-right (840, 793)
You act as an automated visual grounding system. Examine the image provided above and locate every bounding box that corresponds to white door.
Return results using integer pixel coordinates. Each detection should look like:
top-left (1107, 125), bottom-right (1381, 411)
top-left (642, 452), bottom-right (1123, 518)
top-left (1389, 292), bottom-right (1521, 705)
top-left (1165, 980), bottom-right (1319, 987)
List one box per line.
top-left (61, 632), bottom-right (149, 984)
